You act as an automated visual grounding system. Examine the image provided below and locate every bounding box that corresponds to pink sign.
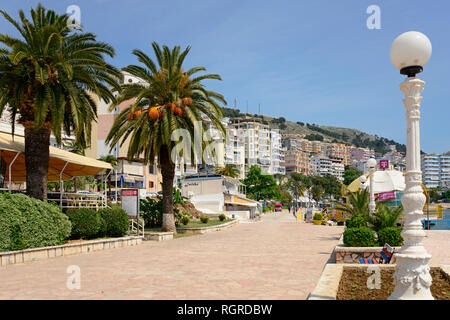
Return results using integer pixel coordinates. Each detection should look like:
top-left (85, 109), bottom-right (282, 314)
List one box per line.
top-left (380, 160), bottom-right (389, 169)
top-left (377, 192), bottom-right (396, 201)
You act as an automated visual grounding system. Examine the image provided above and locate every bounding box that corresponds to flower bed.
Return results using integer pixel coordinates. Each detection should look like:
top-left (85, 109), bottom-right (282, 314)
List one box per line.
top-left (309, 264), bottom-right (450, 300)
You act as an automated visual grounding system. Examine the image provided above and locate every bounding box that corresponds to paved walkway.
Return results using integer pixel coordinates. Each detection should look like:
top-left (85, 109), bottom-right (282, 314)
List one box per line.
top-left (0, 211), bottom-right (344, 300)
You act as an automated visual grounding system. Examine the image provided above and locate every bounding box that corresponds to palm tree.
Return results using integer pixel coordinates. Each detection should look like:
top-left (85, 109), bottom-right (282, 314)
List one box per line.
top-left (106, 43), bottom-right (226, 233)
top-left (366, 203), bottom-right (403, 232)
top-left (335, 189), bottom-right (370, 217)
top-left (98, 154), bottom-right (119, 197)
top-left (216, 164), bottom-right (239, 178)
top-left (0, 4), bottom-right (121, 200)
top-left (311, 185), bottom-right (324, 203)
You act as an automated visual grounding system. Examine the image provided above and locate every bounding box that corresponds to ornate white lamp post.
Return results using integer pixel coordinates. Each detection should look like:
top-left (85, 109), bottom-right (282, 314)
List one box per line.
top-left (359, 175), bottom-right (367, 190)
top-left (388, 31), bottom-right (434, 300)
top-left (367, 158), bottom-right (377, 214)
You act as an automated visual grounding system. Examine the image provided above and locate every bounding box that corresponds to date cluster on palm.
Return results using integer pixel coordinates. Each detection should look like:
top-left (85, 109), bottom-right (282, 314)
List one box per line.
top-left (127, 96), bottom-right (193, 121)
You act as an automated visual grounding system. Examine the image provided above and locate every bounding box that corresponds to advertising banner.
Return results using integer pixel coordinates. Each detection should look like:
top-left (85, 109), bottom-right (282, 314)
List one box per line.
top-left (377, 192), bottom-right (396, 201)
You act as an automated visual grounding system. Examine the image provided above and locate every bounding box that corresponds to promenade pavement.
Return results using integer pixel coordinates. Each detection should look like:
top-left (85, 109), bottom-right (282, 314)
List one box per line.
top-left (0, 210), bottom-right (344, 300)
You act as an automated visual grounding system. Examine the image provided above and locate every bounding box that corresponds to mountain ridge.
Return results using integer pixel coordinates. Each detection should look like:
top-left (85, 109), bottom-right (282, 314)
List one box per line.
top-left (221, 107), bottom-right (406, 155)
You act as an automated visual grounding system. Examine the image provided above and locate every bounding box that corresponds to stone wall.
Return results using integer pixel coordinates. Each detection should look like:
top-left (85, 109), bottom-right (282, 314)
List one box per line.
top-left (0, 236), bottom-right (143, 267)
top-left (334, 245), bottom-right (399, 264)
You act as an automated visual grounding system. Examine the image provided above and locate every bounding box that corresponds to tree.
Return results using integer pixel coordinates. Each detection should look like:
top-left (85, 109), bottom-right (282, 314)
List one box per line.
top-left (216, 164), bottom-right (239, 178)
top-left (0, 5), bottom-right (121, 200)
top-left (304, 133), bottom-right (323, 142)
top-left (243, 165), bottom-right (278, 200)
top-left (98, 155), bottom-right (119, 196)
top-left (335, 189), bottom-right (370, 217)
top-left (286, 172), bottom-right (306, 201)
top-left (106, 43), bottom-right (226, 233)
top-left (366, 203), bottom-right (403, 232)
top-left (343, 166), bottom-right (363, 186)
top-left (311, 185), bottom-right (324, 202)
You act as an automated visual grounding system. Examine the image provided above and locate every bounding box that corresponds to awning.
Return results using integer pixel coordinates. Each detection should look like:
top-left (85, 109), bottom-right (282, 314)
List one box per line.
top-left (0, 132), bottom-right (112, 182)
top-left (224, 201), bottom-right (257, 207)
top-left (347, 169), bottom-right (405, 193)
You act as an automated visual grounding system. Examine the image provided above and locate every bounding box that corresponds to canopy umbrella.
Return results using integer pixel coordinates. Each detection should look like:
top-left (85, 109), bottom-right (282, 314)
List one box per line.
top-left (0, 132), bottom-right (112, 182)
top-left (347, 169), bottom-right (405, 194)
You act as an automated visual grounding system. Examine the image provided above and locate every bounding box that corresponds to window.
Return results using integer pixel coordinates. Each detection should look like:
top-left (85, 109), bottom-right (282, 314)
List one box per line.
top-left (149, 181), bottom-right (154, 188)
top-left (149, 165), bottom-right (155, 174)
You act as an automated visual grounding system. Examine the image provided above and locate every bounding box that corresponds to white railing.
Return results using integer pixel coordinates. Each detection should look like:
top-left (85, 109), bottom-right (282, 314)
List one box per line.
top-left (47, 192), bottom-right (107, 210)
top-left (129, 218), bottom-right (145, 236)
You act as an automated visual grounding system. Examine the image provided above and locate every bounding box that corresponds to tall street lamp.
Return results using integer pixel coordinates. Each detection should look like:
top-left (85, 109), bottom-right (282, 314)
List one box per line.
top-left (359, 175), bottom-right (367, 190)
top-left (388, 31), bottom-right (433, 300)
top-left (367, 158), bottom-right (377, 214)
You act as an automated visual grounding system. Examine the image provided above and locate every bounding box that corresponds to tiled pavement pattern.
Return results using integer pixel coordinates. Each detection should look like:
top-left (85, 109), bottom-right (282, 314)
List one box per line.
top-left (0, 211), bottom-right (343, 299)
top-left (0, 211), bottom-right (447, 299)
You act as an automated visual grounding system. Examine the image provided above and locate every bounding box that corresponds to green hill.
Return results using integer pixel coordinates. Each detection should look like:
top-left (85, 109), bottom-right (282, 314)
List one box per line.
top-left (221, 107), bottom-right (406, 155)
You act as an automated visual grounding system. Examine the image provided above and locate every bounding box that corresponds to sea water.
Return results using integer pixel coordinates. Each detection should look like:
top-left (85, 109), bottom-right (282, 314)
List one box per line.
top-left (422, 208), bottom-right (450, 230)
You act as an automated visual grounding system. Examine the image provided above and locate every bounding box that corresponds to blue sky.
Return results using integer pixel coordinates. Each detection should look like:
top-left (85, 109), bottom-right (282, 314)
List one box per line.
top-left (1, 0), bottom-right (449, 153)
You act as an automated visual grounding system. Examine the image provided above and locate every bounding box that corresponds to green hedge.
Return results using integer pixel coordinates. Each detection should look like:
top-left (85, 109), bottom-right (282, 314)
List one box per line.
top-left (0, 193), bottom-right (71, 251)
top-left (67, 207), bottom-right (130, 239)
top-left (345, 215), bottom-right (367, 228)
top-left (66, 208), bottom-right (103, 239)
top-left (343, 227), bottom-right (377, 247)
top-left (98, 207), bottom-right (129, 237)
top-left (377, 227), bottom-right (403, 246)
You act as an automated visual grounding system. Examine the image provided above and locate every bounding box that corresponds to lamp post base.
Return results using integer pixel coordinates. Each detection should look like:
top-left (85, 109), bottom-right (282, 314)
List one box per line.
top-left (388, 254), bottom-right (434, 300)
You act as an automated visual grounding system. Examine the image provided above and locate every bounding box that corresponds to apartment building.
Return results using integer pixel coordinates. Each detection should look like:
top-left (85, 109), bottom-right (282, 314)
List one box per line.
top-left (230, 117), bottom-right (272, 175)
top-left (350, 147), bottom-right (375, 168)
top-left (269, 130), bottom-right (286, 175)
top-left (310, 157), bottom-right (332, 177)
top-left (284, 149), bottom-right (312, 175)
top-left (324, 143), bottom-right (351, 166)
top-left (421, 153), bottom-right (450, 189)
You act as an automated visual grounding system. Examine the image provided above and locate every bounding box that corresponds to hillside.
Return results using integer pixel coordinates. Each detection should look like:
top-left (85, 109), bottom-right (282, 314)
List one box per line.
top-left (222, 107), bottom-right (406, 155)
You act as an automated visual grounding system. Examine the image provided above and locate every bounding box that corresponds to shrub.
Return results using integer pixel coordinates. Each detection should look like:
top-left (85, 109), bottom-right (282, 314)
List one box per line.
top-left (181, 216), bottom-right (190, 225)
top-left (140, 197), bottom-right (162, 227)
top-left (218, 214), bottom-right (226, 221)
top-left (99, 207), bottom-right (129, 237)
top-left (175, 211), bottom-right (191, 227)
top-left (345, 215), bottom-right (367, 228)
top-left (377, 227), bottom-right (403, 246)
top-left (200, 216), bottom-right (209, 224)
top-left (0, 193), bottom-right (71, 251)
top-left (66, 208), bottom-right (102, 239)
top-left (343, 227), bottom-right (377, 247)
top-left (9, 224), bottom-right (25, 251)
top-left (313, 213), bottom-right (322, 221)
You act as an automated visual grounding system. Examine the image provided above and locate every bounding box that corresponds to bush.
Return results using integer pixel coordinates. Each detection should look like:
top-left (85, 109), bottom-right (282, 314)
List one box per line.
top-left (66, 208), bottom-right (102, 239)
top-left (140, 197), bottom-right (162, 227)
top-left (343, 227), bottom-right (377, 247)
top-left (9, 224), bottom-right (25, 251)
top-left (200, 216), bottom-right (209, 224)
top-left (0, 193), bottom-right (71, 251)
top-left (377, 227), bottom-right (403, 246)
top-left (218, 214), bottom-right (226, 221)
top-left (313, 213), bottom-right (322, 221)
top-left (99, 207), bottom-right (129, 237)
top-left (181, 216), bottom-right (190, 225)
top-left (345, 215), bottom-right (367, 228)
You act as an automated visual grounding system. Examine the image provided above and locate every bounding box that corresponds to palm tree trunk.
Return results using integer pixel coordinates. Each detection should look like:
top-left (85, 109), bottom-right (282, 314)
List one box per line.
top-left (24, 124), bottom-right (51, 201)
top-left (160, 145), bottom-right (176, 233)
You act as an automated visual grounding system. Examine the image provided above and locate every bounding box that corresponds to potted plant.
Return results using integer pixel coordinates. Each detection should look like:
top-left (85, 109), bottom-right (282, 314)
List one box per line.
top-left (313, 213), bottom-right (323, 225)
